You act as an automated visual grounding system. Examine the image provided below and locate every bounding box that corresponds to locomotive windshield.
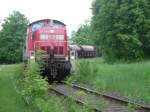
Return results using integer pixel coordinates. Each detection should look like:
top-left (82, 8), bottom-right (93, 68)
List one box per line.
top-left (55, 35), bottom-right (64, 40)
top-left (40, 34), bottom-right (64, 41)
top-left (32, 21), bottom-right (44, 32)
top-left (40, 34), bottom-right (48, 40)
top-left (30, 19), bottom-right (66, 32)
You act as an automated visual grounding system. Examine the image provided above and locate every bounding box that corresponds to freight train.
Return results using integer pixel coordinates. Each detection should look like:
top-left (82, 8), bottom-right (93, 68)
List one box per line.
top-left (69, 45), bottom-right (96, 59)
top-left (23, 19), bottom-right (71, 81)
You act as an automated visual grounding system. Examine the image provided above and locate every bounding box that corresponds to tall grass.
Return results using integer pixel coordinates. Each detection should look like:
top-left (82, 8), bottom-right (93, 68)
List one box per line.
top-left (68, 58), bottom-right (150, 103)
top-left (0, 64), bottom-right (34, 112)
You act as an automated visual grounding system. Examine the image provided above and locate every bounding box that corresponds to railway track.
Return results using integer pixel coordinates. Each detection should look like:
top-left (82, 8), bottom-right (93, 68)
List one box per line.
top-left (49, 83), bottom-right (150, 112)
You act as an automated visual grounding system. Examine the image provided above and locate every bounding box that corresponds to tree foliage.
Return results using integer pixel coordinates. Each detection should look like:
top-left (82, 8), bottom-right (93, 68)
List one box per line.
top-left (91, 0), bottom-right (150, 61)
top-left (0, 11), bottom-right (29, 63)
top-left (71, 22), bottom-right (94, 45)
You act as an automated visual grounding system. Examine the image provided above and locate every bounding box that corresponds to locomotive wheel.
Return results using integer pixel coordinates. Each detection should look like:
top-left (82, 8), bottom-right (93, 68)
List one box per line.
top-left (56, 62), bottom-right (71, 81)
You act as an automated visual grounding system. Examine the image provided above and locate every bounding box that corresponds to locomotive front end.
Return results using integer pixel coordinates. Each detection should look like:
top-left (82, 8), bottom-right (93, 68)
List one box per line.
top-left (25, 19), bottom-right (71, 81)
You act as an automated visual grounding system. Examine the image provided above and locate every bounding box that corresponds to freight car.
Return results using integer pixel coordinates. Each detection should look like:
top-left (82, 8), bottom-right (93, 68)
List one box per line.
top-left (69, 45), bottom-right (96, 59)
top-left (23, 19), bottom-right (71, 81)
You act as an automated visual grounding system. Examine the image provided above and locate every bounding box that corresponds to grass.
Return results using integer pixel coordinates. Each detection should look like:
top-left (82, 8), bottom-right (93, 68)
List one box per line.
top-left (0, 64), bottom-right (34, 112)
top-left (67, 58), bottom-right (150, 103)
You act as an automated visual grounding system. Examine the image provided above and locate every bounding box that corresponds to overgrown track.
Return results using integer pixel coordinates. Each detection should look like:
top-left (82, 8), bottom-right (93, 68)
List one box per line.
top-left (49, 84), bottom-right (101, 112)
top-left (71, 83), bottom-right (150, 111)
top-left (49, 83), bottom-right (150, 112)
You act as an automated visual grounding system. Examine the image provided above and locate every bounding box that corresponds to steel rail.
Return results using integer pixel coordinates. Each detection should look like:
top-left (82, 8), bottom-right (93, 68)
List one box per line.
top-left (70, 83), bottom-right (150, 111)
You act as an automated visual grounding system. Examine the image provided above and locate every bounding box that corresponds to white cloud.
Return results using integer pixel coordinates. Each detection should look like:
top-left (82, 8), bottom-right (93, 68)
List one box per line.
top-left (0, 0), bottom-right (92, 36)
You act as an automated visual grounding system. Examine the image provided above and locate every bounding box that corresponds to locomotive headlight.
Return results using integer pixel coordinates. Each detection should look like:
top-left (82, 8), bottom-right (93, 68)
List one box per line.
top-left (30, 51), bottom-right (35, 60)
top-left (65, 57), bottom-right (68, 61)
top-left (30, 56), bottom-right (35, 59)
top-left (71, 56), bottom-right (75, 60)
top-left (50, 30), bottom-right (54, 33)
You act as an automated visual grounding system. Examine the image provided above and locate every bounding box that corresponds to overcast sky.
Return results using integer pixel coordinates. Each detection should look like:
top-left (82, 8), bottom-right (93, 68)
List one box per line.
top-left (0, 0), bottom-right (93, 36)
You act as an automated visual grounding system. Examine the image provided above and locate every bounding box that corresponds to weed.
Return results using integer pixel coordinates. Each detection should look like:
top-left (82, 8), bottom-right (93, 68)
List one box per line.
top-left (127, 103), bottom-right (141, 112)
top-left (85, 95), bottom-right (108, 112)
top-left (66, 97), bottom-right (93, 112)
top-left (48, 97), bottom-right (64, 112)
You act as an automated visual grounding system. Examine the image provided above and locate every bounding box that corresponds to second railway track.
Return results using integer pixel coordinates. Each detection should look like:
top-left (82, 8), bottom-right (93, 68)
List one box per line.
top-left (49, 82), bottom-right (150, 112)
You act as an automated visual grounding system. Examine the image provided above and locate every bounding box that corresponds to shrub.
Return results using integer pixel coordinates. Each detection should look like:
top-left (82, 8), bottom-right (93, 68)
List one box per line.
top-left (20, 62), bottom-right (49, 111)
top-left (67, 60), bottom-right (98, 84)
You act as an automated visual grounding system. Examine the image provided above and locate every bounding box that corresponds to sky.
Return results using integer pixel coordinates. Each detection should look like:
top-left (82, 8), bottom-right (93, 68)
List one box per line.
top-left (0, 0), bottom-right (93, 36)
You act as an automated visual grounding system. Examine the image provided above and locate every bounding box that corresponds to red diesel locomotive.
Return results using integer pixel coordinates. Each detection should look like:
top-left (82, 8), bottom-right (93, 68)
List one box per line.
top-left (24, 19), bottom-right (71, 81)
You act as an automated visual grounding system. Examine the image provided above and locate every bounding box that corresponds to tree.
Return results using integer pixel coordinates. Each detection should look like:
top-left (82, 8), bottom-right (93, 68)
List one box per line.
top-left (91, 0), bottom-right (150, 61)
top-left (0, 11), bottom-right (29, 63)
top-left (71, 22), bottom-right (94, 45)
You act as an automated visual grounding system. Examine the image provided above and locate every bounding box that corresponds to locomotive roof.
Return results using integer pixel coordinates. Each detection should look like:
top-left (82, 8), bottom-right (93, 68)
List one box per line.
top-left (69, 45), bottom-right (81, 51)
top-left (70, 45), bottom-right (95, 51)
top-left (29, 19), bottom-right (66, 26)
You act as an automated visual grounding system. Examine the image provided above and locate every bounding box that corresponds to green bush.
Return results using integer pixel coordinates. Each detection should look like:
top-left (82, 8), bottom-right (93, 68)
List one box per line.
top-left (68, 60), bottom-right (99, 84)
top-left (21, 62), bottom-right (49, 111)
